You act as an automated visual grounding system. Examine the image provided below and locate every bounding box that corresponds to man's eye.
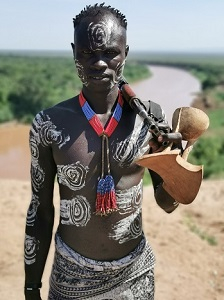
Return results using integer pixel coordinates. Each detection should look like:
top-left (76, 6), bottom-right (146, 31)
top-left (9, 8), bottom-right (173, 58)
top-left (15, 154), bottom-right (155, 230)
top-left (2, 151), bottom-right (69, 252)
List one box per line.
top-left (106, 50), bottom-right (116, 54)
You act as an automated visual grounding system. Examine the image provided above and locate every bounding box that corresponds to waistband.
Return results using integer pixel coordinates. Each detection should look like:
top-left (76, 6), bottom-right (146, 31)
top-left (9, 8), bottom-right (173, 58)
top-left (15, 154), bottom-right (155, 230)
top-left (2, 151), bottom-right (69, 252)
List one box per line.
top-left (55, 232), bottom-right (150, 272)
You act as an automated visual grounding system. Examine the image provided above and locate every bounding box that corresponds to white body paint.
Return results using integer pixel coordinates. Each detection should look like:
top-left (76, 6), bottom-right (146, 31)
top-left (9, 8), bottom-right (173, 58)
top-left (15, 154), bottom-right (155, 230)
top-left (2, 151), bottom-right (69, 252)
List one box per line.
top-left (24, 234), bottom-right (40, 265)
top-left (87, 21), bottom-right (112, 51)
top-left (60, 196), bottom-right (91, 227)
top-left (113, 118), bottom-right (151, 167)
top-left (57, 162), bottom-right (89, 191)
top-left (30, 163), bottom-right (45, 192)
top-left (112, 61), bottom-right (125, 86)
top-left (75, 59), bottom-right (89, 86)
top-left (26, 194), bottom-right (40, 226)
top-left (29, 112), bottom-right (71, 193)
top-left (75, 20), bottom-right (126, 89)
top-left (31, 112), bottom-right (70, 149)
top-left (109, 181), bottom-right (143, 244)
top-left (116, 180), bottom-right (143, 215)
top-left (109, 208), bottom-right (142, 244)
top-left (29, 134), bottom-right (45, 192)
top-left (25, 112), bottom-right (71, 265)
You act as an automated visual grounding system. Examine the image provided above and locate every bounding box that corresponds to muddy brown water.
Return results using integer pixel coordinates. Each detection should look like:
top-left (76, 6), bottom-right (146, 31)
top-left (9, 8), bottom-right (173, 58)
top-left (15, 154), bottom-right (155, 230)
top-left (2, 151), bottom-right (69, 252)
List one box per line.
top-left (0, 124), bottom-right (30, 180)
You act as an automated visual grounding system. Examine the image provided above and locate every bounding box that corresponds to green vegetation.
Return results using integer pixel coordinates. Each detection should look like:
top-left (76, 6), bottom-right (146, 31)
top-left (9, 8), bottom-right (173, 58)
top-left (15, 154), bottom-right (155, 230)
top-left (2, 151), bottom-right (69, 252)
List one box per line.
top-left (185, 64), bottom-right (224, 179)
top-left (0, 53), bottom-right (150, 123)
top-left (143, 169), bottom-right (152, 186)
top-left (0, 55), bottom-right (79, 123)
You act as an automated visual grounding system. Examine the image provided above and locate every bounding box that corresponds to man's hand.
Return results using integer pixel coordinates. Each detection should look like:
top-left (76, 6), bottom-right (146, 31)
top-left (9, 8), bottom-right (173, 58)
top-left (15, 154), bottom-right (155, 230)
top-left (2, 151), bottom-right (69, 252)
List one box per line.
top-left (149, 121), bottom-right (182, 154)
top-left (25, 289), bottom-right (42, 300)
top-left (148, 121), bottom-right (168, 153)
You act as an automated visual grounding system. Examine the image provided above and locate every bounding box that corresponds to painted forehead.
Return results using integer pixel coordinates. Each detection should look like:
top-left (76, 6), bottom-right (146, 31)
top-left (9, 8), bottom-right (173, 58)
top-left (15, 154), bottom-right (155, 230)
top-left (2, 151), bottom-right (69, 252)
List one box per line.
top-left (75, 15), bottom-right (125, 50)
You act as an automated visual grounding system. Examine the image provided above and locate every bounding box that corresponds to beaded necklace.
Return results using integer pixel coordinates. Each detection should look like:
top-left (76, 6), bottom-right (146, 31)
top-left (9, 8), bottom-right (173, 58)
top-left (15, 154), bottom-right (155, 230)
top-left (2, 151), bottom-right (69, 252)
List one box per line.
top-left (79, 90), bottom-right (124, 216)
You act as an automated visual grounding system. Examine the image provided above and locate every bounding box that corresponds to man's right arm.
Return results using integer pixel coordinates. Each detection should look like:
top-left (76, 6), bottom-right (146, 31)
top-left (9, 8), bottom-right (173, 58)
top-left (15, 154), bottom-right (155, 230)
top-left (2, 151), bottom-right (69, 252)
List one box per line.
top-left (24, 114), bottom-right (57, 300)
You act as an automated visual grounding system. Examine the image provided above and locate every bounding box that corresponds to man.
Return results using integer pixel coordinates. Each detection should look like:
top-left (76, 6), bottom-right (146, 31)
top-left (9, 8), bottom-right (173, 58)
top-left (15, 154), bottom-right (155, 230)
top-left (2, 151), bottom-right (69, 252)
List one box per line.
top-left (24, 3), bottom-right (180, 299)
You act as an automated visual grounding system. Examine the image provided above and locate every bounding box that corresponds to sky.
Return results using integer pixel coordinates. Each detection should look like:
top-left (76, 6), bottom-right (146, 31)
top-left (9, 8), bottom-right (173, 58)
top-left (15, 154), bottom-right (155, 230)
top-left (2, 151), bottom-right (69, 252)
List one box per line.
top-left (1, 0), bottom-right (224, 52)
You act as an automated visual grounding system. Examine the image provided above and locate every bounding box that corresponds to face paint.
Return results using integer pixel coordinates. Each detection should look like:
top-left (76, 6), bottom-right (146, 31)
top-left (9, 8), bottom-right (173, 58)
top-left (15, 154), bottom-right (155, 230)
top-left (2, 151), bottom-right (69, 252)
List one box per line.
top-left (87, 21), bottom-right (112, 51)
top-left (26, 194), bottom-right (40, 226)
top-left (110, 61), bottom-right (126, 88)
top-left (60, 195), bottom-right (91, 226)
top-left (75, 59), bottom-right (89, 86)
top-left (74, 15), bottom-right (127, 90)
top-left (109, 208), bottom-right (142, 244)
top-left (116, 180), bottom-right (143, 215)
top-left (57, 162), bottom-right (89, 191)
top-left (113, 119), bottom-right (151, 167)
top-left (24, 234), bottom-right (40, 265)
top-left (115, 61), bottom-right (125, 81)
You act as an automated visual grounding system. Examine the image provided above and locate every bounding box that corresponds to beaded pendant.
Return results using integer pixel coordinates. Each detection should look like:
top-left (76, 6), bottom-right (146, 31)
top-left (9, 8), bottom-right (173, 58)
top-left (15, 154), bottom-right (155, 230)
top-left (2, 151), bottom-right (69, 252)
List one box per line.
top-left (79, 91), bottom-right (124, 216)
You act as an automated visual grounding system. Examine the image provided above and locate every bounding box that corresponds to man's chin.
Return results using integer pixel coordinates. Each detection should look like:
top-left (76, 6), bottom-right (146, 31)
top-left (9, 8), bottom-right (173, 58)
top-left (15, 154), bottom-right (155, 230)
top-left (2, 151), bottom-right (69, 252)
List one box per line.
top-left (84, 79), bottom-right (116, 91)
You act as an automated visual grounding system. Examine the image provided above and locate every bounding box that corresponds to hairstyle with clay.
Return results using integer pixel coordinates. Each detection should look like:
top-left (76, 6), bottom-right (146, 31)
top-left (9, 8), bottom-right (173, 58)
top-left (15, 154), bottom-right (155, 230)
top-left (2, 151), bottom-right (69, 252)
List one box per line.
top-left (73, 2), bottom-right (127, 29)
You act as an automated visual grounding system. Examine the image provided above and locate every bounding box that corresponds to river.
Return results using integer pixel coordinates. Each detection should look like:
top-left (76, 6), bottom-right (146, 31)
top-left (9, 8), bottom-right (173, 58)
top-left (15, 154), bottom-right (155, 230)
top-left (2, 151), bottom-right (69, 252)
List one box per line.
top-left (0, 65), bottom-right (201, 180)
top-left (132, 65), bottom-right (201, 124)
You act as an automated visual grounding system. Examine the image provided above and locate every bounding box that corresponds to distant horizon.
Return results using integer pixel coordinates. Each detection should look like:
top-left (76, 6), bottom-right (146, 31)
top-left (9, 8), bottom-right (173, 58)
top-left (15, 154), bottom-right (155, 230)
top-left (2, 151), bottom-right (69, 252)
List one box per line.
top-left (0, 48), bottom-right (223, 55)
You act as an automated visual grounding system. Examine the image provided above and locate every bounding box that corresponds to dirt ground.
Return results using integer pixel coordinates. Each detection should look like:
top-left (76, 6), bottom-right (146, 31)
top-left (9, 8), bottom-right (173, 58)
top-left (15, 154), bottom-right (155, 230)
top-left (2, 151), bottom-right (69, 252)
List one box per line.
top-left (0, 178), bottom-right (223, 300)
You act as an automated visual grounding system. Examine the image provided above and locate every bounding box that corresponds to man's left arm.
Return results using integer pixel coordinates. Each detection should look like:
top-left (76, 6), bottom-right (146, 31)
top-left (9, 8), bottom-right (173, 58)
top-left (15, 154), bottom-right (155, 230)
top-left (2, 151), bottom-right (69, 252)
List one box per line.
top-left (149, 169), bottom-right (179, 213)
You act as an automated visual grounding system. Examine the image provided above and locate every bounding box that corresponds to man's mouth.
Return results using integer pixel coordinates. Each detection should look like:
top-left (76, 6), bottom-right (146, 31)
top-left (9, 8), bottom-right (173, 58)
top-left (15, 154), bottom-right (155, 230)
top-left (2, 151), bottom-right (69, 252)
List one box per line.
top-left (89, 74), bottom-right (110, 80)
top-left (91, 76), bottom-right (104, 80)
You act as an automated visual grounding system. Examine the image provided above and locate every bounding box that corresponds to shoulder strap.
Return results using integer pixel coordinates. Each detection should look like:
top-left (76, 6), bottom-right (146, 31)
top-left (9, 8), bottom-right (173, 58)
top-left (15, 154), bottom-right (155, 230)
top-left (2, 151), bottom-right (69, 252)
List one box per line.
top-left (142, 100), bottom-right (164, 122)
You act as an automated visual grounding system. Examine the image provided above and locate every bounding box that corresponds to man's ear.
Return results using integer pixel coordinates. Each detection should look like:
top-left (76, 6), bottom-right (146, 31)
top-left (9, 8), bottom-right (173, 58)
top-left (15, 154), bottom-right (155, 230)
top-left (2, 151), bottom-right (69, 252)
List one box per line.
top-left (125, 45), bottom-right (129, 58)
top-left (71, 43), bottom-right (75, 59)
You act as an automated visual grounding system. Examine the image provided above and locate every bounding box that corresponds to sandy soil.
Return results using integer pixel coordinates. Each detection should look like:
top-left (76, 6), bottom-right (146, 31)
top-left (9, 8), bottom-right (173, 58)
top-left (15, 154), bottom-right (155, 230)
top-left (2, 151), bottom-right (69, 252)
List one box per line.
top-left (1, 66), bottom-right (223, 299)
top-left (0, 179), bottom-right (223, 300)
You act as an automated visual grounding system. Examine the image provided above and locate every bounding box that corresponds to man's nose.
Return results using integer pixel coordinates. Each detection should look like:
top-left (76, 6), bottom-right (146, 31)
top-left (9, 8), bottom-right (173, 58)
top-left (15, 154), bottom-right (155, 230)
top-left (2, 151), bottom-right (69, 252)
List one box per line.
top-left (91, 54), bottom-right (107, 70)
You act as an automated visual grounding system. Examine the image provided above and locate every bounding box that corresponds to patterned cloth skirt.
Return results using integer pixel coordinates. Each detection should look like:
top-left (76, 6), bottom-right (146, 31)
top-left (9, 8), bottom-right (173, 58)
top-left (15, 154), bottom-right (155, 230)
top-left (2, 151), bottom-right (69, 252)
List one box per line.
top-left (48, 233), bottom-right (155, 300)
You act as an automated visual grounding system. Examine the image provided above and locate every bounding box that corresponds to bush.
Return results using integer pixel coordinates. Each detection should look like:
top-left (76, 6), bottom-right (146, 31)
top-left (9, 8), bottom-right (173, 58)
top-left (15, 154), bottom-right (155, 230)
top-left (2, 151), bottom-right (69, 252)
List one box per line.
top-left (189, 136), bottom-right (224, 179)
top-left (0, 102), bottom-right (13, 122)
